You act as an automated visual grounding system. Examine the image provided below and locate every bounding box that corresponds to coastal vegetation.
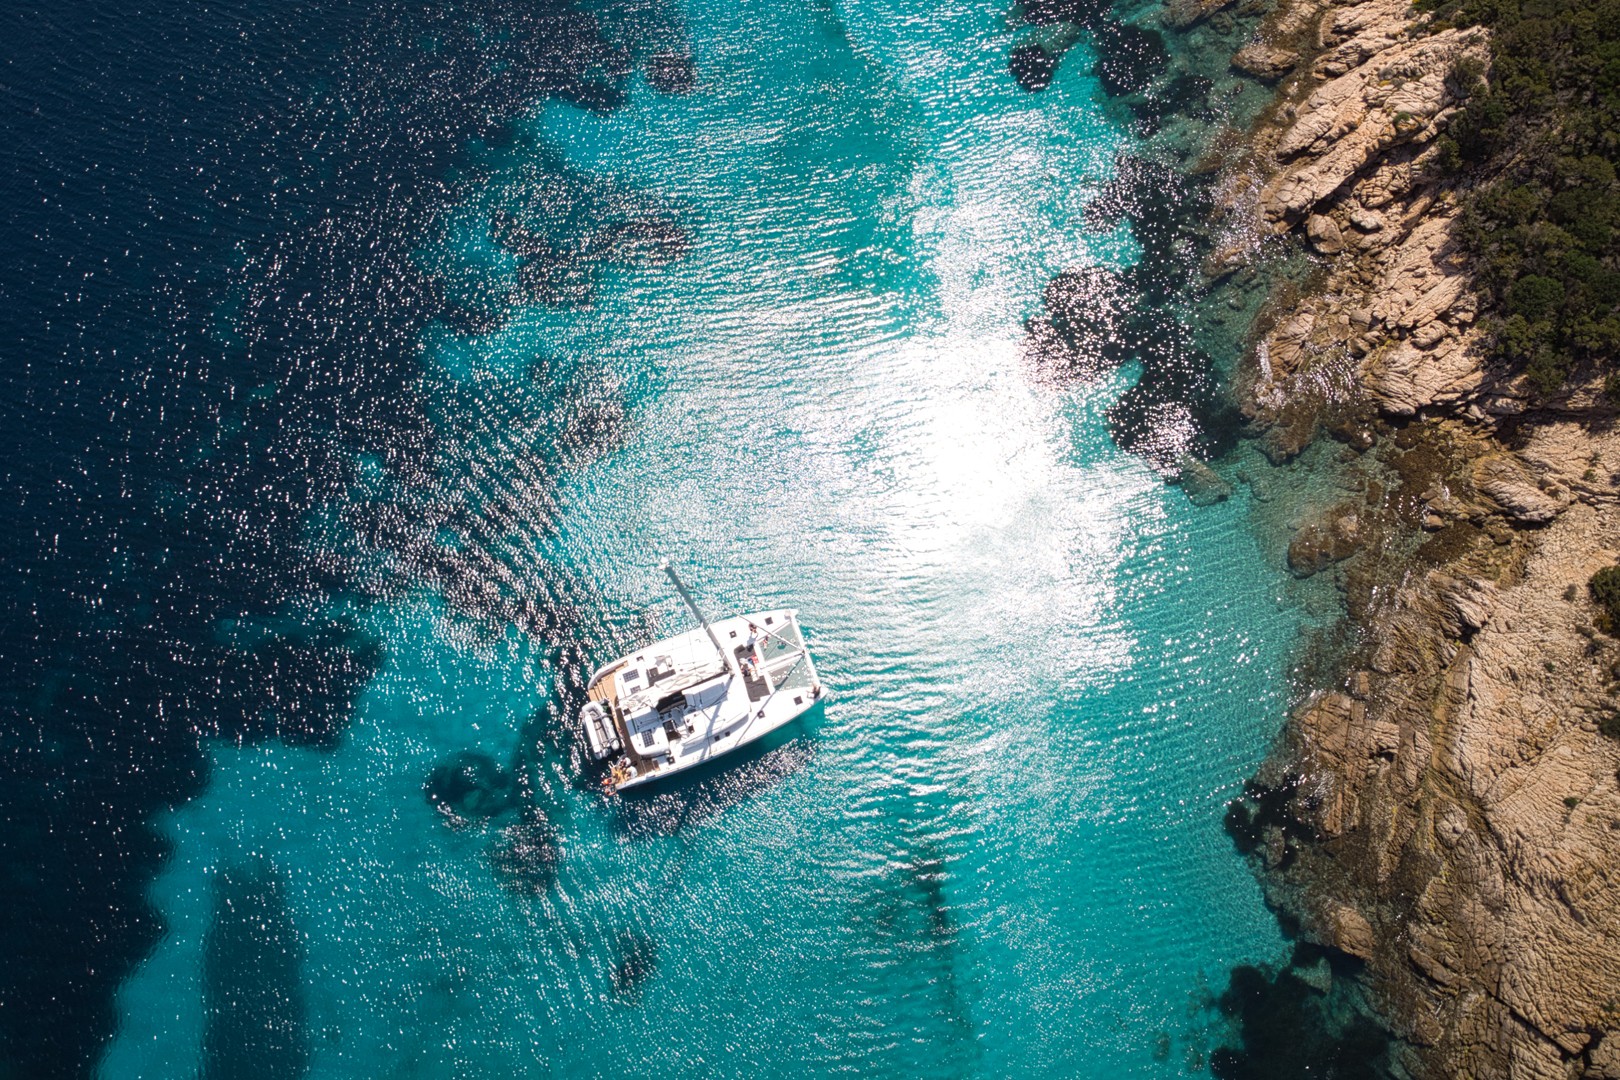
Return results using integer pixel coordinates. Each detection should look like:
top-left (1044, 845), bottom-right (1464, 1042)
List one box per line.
top-left (1597, 563), bottom-right (1620, 736)
top-left (1425, 0), bottom-right (1620, 394)
top-left (1591, 564), bottom-right (1620, 632)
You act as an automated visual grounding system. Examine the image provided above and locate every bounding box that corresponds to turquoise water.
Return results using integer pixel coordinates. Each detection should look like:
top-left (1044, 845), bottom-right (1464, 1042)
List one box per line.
top-left (101, 0), bottom-right (1300, 1075)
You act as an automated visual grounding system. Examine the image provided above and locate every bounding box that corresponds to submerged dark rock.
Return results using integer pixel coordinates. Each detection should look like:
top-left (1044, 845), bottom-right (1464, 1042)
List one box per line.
top-left (1223, 774), bottom-right (1306, 859)
top-left (1211, 964), bottom-right (1391, 1080)
top-left (1152, 74), bottom-right (1219, 123)
top-left (1091, 22), bottom-right (1168, 98)
top-left (645, 52), bottom-right (696, 95)
top-left (600, 218), bottom-right (689, 267)
top-left (1009, 43), bottom-right (1058, 91)
top-left (202, 862), bottom-right (309, 1080)
top-left (1011, 0), bottom-right (1166, 99)
top-left (517, 254), bottom-right (597, 308)
top-left (610, 929), bottom-right (658, 1002)
top-left (1175, 455), bottom-right (1234, 506)
top-left (0, 0), bottom-right (651, 1070)
top-left (1025, 265), bottom-right (1135, 378)
top-left (1044, 266), bottom-right (1133, 344)
top-left (1286, 503), bottom-right (1363, 578)
top-left (203, 621), bottom-right (384, 750)
top-left (424, 751), bottom-right (514, 828)
top-left (490, 209), bottom-right (552, 259)
top-left (1020, 0), bottom-right (1109, 26)
top-left (480, 152), bottom-right (692, 316)
top-left (438, 269), bottom-right (527, 334)
top-left (486, 813), bottom-right (561, 894)
top-left (1032, 151), bottom-right (1245, 473)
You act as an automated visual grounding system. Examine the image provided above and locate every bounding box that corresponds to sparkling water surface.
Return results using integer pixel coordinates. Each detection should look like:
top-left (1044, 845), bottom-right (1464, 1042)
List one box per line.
top-left (92, 0), bottom-right (1300, 1075)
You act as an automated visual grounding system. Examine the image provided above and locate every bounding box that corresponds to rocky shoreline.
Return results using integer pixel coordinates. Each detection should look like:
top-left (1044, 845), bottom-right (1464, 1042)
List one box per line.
top-left (1209, 0), bottom-right (1620, 1074)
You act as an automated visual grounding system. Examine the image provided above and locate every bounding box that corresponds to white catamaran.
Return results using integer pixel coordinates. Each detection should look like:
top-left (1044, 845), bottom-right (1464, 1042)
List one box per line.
top-left (580, 561), bottom-right (825, 793)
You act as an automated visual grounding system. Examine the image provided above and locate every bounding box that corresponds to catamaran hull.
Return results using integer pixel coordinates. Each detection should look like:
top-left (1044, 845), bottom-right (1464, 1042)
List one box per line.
top-left (611, 692), bottom-right (821, 791)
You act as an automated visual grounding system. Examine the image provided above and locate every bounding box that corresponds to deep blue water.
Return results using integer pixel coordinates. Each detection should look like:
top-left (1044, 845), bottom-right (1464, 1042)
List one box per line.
top-left (3, 1), bottom-right (1319, 1076)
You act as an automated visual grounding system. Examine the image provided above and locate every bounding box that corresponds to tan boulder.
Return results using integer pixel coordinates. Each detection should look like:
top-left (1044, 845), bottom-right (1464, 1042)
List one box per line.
top-left (1436, 573), bottom-right (1499, 636)
top-left (1306, 213), bottom-right (1345, 254)
top-left (1287, 503), bottom-right (1363, 576)
top-left (1473, 454), bottom-right (1566, 524)
top-left (1233, 42), bottom-right (1297, 80)
top-left (1325, 902), bottom-right (1377, 960)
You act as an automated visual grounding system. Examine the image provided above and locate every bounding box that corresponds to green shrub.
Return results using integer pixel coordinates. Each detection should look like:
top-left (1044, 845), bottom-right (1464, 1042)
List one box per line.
top-left (1438, 0), bottom-right (1620, 395)
top-left (1507, 274), bottom-right (1566, 320)
top-left (1446, 54), bottom-right (1488, 97)
top-left (1435, 136), bottom-right (1465, 175)
top-left (1590, 564), bottom-right (1620, 631)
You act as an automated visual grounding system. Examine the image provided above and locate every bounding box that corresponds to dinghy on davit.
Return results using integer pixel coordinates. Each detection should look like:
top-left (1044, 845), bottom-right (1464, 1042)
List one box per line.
top-left (581, 561), bottom-right (824, 793)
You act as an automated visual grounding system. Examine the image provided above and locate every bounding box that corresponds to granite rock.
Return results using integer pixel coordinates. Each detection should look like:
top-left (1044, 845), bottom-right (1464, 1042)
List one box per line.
top-left (1306, 213), bottom-right (1345, 254)
top-left (1271, 426), bottom-right (1620, 1077)
top-left (1325, 902), bottom-right (1377, 961)
top-left (1472, 454), bottom-right (1567, 525)
top-left (1258, 23), bottom-right (1485, 226)
top-left (1224, 0), bottom-right (1620, 1072)
top-left (1233, 42), bottom-right (1297, 80)
top-left (1287, 502), bottom-right (1362, 577)
top-left (1164, 0), bottom-right (1239, 29)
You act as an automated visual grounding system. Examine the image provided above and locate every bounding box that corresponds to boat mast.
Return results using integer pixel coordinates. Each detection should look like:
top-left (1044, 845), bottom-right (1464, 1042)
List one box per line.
top-left (660, 559), bottom-right (732, 670)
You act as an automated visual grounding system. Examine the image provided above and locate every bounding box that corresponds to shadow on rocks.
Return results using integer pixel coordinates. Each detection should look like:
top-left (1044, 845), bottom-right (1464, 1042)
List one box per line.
top-left (1210, 959), bottom-right (1392, 1080)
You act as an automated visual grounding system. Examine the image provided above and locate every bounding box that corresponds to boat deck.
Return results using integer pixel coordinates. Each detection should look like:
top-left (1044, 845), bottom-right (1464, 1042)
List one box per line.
top-left (581, 609), bottom-right (822, 792)
top-left (587, 662), bottom-right (625, 705)
top-left (734, 644), bottom-right (769, 701)
top-left (584, 661), bottom-right (662, 779)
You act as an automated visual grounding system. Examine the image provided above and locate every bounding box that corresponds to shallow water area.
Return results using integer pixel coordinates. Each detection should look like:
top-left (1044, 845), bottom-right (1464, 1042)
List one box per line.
top-left (101, 0), bottom-right (1307, 1076)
